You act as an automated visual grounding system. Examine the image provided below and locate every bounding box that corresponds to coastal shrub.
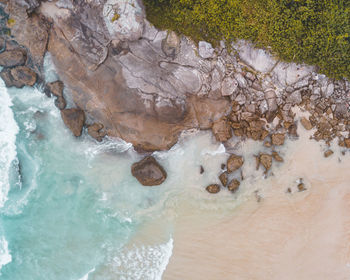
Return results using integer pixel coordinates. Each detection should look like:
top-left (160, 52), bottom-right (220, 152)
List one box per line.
top-left (144, 0), bottom-right (350, 79)
top-left (111, 11), bottom-right (120, 22)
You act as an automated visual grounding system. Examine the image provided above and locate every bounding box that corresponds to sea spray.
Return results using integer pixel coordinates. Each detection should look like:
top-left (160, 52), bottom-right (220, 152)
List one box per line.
top-left (0, 79), bottom-right (19, 208)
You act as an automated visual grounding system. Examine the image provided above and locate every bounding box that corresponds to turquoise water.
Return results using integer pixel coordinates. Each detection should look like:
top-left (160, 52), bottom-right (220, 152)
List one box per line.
top-left (0, 56), bottom-right (257, 280)
top-left (0, 73), bottom-right (181, 279)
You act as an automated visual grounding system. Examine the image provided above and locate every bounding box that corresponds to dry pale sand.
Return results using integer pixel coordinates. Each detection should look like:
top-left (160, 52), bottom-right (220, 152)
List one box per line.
top-left (163, 128), bottom-right (350, 280)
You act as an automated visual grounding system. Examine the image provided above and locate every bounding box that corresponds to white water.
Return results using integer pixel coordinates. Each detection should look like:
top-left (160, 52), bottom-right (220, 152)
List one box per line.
top-left (0, 79), bottom-right (19, 208)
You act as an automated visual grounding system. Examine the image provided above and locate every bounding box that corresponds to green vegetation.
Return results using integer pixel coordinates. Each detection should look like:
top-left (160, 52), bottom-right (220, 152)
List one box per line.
top-left (111, 11), bottom-right (120, 22)
top-left (144, 0), bottom-right (350, 79)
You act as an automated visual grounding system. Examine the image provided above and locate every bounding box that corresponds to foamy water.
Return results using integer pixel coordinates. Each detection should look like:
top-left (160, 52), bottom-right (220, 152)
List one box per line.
top-left (0, 53), bottom-right (349, 279)
top-left (0, 78), bottom-right (19, 209)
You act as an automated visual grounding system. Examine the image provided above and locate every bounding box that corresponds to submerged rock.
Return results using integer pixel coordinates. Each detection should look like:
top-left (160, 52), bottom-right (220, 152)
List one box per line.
top-left (131, 156), bottom-right (167, 186)
top-left (0, 66), bottom-right (37, 88)
top-left (227, 179), bottom-right (240, 192)
top-left (227, 154), bottom-right (244, 173)
top-left (206, 184), bottom-right (220, 194)
top-left (60, 108), bottom-right (85, 137)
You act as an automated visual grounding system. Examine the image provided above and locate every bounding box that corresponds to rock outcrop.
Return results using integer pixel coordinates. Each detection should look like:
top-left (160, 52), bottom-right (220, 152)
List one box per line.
top-left (131, 156), bottom-right (167, 186)
top-left (60, 108), bottom-right (85, 137)
top-left (227, 154), bottom-right (244, 173)
top-left (87, 123), bottom-right (107, 142)
top-left (0, 66), bottom-right (37, 88)
top-left (0, 49), bottom-right (26, 67)
top-left (1, 0), bottom-right (350, 154)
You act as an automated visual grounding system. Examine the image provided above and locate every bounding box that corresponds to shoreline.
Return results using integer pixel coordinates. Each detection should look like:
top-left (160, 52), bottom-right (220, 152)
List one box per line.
top-left (123, 126), bottom-right (350, 279)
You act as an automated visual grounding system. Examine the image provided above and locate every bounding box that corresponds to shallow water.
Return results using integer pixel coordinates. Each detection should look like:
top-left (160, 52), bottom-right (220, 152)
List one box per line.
top-left (1, 55), bottom-right (350, 279)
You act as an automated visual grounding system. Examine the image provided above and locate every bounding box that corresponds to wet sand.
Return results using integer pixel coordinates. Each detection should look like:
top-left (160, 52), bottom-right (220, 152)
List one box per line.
top-left (163, 127), bottom-right (350, 279)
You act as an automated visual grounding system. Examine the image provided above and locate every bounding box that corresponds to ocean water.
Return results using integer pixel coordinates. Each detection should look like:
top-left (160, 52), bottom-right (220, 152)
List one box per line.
top-left (3, 55), bottom-right (344, 279)
top-left (0, 55), bottom-right (257, 280)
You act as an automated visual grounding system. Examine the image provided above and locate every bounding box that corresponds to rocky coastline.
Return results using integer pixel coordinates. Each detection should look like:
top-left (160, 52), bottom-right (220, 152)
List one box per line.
top-left (1, 0), bottom-right (350, 189)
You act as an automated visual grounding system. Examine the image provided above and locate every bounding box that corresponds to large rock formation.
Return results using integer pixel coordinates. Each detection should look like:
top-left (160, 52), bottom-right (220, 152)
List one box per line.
top-left (2, 0), bottom-right (350, 153)
top-left (0, 66), bottom-right (37, 88)
top-left (131, 156), bottom-right (167, 186)
top-left (60, 108), bottom-right (85, 137)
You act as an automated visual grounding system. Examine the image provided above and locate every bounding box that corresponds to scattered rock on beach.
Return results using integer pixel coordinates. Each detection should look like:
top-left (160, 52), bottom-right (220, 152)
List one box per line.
top-left (227, 154), bottom-right (244, 173)
top-left (219, 172), bottom-right (228, 186)
top-left (206, 184), bottom-right (220, 194)
top-left (324, 149), bottom-right (334, 158)
top-left (298, 182), bottom-right (306, 192)
top-left (271, 133), bottom-right (285, 145)
top-left (60, 108), bottom-right (85, 137)
top-left (131, 156), bottom-right (167, 186)
top-left (227, 179), bottom-right (240, 192)
top-left (259, 153), bottom-right (272, 172)
top-left (200, 165), bottom-right (205, 174)
top-left (272, 151), bottom-right (283, 162)
top-left (344, 139), bottom-right (350, 148)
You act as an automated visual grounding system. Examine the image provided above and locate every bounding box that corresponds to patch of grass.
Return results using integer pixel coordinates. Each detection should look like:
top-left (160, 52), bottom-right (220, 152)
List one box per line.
top-left (144, 0), bottom-right (350, 79)
top-left (7, 18), bottom-right (15, 27)
top-left (111, 12), bottom-right (120, 22)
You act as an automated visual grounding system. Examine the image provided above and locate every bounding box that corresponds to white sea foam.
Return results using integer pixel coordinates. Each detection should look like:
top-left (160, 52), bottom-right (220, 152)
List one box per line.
top-left (78, 267), bottom-right (95, 280)
top-left (0, 78), bottom-right (19, 208)
top-left (112, 237), bottom-right (173, 280)
top-left (85, 137), bottom-right (133, 161)
top-left (0, 236), bottom-right (11, 272)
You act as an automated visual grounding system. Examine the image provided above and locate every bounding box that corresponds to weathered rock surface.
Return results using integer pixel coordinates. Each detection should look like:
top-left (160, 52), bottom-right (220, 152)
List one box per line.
top-left (0, 66), bottom-right (37, 88)
top-left (271, 133), bottom-right (285, 146)
top-left (60, 108), bottom-right (85, 137)
top-left (227, 179), bottom-right (240, 193)
top-left (227, 154), bottom-right (244, 173)
top-left (212, 118), bottom-right (232, 142)
top-left (0, 49), bottom-right (26, 67)
top-left (87, 123), bottom-right (107, 142)
top-left (300, 117), bottom-right (313, 130)
top-left (46, 81), bottom-right (64, 98)
top-left (131, 156), bottom-right (167, 186)
top-left (206, 184), bottom-right (220, 194)
top-left (2, 0), bottom-right (349, 154)
top-left (259, 153), bottom-right (272, 172)
top-left (6, 1), bottom-right (49, 72)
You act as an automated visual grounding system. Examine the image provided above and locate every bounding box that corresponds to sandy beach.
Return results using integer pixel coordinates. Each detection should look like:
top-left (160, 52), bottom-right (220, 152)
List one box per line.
top-left (161, 126), bottom-right (350, 279)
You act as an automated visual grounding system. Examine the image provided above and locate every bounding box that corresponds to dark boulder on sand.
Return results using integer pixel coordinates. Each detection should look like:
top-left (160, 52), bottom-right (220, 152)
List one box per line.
top-left (206, 184), bottom-right (220, 194)
top-left (131, 156), bottom-right (167, 186)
